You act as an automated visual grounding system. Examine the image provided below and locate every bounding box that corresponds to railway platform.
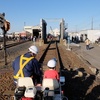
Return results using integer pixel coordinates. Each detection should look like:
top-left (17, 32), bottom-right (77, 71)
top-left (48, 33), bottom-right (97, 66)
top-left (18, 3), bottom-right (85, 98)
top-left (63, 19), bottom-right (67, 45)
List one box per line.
top-left (69, 42), bottom-right (100, 70)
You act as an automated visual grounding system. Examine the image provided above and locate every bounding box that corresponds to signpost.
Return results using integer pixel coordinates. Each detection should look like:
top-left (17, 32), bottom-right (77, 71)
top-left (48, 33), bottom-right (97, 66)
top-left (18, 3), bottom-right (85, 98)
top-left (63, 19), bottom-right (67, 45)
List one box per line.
top-left (0, 13), bottom-right (10, 65)
top-left (0, 13), bottom-right (5, 28)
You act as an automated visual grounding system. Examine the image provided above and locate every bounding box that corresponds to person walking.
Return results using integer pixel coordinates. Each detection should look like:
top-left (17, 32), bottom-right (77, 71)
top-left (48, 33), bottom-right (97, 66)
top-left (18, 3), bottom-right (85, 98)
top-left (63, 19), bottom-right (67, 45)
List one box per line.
top-left (43, 58), bottom-right (59, 81)
top-left (85, 38), bottom-right (90, 50)
top-left (33, 36), bottom-right (36, 45)
top-left (12, 45), bottom-right (42, 86)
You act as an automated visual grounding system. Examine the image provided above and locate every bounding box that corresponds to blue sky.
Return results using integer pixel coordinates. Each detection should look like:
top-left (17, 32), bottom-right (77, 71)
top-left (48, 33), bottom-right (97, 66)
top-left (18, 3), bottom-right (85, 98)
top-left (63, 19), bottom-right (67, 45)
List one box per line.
top-left (0, 0), bottom-right (100, 33)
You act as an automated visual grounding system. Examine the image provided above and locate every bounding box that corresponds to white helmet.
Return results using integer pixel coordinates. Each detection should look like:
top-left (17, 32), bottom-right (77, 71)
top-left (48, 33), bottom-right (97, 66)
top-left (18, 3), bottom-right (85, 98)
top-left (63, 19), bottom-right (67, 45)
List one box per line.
top-left (28, 45), bottom-right (38, 54)
top-left (47, 59), bottom-right (57, 68)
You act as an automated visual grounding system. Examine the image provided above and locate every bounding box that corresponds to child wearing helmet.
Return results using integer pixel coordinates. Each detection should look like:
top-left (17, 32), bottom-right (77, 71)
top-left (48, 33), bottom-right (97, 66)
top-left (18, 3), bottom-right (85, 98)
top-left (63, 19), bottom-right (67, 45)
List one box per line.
top-left (43, 58), bottom-right (59, 80)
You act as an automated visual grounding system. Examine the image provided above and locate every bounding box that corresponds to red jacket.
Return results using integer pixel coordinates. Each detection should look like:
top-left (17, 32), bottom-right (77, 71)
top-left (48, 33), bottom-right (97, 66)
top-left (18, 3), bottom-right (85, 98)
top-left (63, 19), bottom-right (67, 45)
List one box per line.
top-left (43, 69), bottom-right (59, 80)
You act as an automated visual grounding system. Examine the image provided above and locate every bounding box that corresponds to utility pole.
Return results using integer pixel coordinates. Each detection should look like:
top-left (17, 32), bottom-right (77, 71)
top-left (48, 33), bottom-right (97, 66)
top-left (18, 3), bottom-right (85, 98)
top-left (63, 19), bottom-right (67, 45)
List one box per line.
top-left (23, 22), bottom-right (26, 31)
top-left (24, 22), bottom-right (26, 26)
top-left (91, 17), bottom-right (93, 30)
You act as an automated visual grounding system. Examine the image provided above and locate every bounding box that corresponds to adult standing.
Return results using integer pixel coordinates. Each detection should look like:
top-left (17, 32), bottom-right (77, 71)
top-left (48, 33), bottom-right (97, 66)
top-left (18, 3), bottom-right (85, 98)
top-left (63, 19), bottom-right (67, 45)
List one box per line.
top-left (12, 45), bottom-right (42, 86)
top-left (85, 38), bottom-right (90, 50)
top-left (33, 36), bottom-right (36, 45)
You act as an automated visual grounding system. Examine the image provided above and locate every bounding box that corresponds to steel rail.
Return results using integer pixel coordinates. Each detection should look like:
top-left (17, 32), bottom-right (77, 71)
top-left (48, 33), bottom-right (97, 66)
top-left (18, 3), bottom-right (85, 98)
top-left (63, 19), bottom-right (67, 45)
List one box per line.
top-left (0, 40), bottom-right (30, 50)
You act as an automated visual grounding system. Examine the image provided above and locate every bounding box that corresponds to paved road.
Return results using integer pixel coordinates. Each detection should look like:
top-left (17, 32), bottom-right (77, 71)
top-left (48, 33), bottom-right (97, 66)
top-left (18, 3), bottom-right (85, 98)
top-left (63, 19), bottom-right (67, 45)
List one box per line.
top-left (70, 43), bottom-right (100, 69)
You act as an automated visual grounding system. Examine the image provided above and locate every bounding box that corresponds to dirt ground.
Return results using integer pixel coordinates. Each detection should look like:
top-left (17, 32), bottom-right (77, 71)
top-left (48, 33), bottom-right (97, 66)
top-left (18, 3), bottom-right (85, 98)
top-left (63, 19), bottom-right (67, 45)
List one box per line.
top-left (0, 43), bottom-right (100, 100)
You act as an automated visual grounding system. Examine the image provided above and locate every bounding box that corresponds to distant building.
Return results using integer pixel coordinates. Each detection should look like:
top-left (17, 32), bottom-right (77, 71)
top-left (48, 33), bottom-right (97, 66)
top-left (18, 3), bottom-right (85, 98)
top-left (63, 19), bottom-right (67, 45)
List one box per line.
top-left (79, 30), bottom-right (100, 43)
top-left (69, 29), bottom-right (100, 43)
top-left (24, 25), bottom-right (41, 38)
top-left (24, 26), bottom-right (33, 33)
top-left (49, 28), bottom-right (60, 37)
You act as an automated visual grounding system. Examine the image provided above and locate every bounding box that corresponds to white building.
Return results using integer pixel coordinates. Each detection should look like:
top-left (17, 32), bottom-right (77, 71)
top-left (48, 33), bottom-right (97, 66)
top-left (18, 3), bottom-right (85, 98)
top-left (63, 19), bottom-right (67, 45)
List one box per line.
top-left (24, 26), bottom-right (33, 33)
top-left (69, 30), bottom-right (100, 43)
top-left (79, 30), bottom-right (100, 43)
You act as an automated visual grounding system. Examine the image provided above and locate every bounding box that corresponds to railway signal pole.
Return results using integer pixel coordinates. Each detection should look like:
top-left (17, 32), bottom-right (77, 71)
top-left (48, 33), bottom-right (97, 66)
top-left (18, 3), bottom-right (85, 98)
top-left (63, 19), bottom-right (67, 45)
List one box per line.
top-left (0, 13), bottom-right (7, 65)
top-left (0, 13), bottom-right (10, 65)
top-left (3, 28), bottom-right (7, 65)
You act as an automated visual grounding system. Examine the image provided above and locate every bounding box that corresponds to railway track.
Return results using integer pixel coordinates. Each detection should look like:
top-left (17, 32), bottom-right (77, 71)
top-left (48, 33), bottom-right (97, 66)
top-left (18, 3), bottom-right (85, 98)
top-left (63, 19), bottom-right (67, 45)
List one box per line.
top-left (0, 40), bottom-right (32, 63)
top-left (38, 40), bottom-right (65, 79)
top-left (38, 40), bottom-right (67, 100)
top-left (39, 41), bottom-right (60, 72)
top-left (0, 40), bottom-right (30, 50)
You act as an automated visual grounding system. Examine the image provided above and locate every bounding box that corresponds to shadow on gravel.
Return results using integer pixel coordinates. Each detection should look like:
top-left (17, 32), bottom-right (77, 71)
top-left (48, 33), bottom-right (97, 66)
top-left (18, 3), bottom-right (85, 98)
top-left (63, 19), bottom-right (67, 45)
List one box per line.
top-left (57, 42), bottom-right (99, 100)
top-left (85, 85), bottom-right (100, 100)
top-left (62, 68), bottom-right (97, 100)
top-left (89, 46), bottom-right (94, 50)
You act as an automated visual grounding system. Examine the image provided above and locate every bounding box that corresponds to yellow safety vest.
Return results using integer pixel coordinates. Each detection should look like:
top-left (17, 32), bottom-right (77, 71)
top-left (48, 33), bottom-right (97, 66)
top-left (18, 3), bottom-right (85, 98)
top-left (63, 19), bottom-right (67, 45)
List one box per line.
top-left (14, 55), bottom-right (34, 79)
